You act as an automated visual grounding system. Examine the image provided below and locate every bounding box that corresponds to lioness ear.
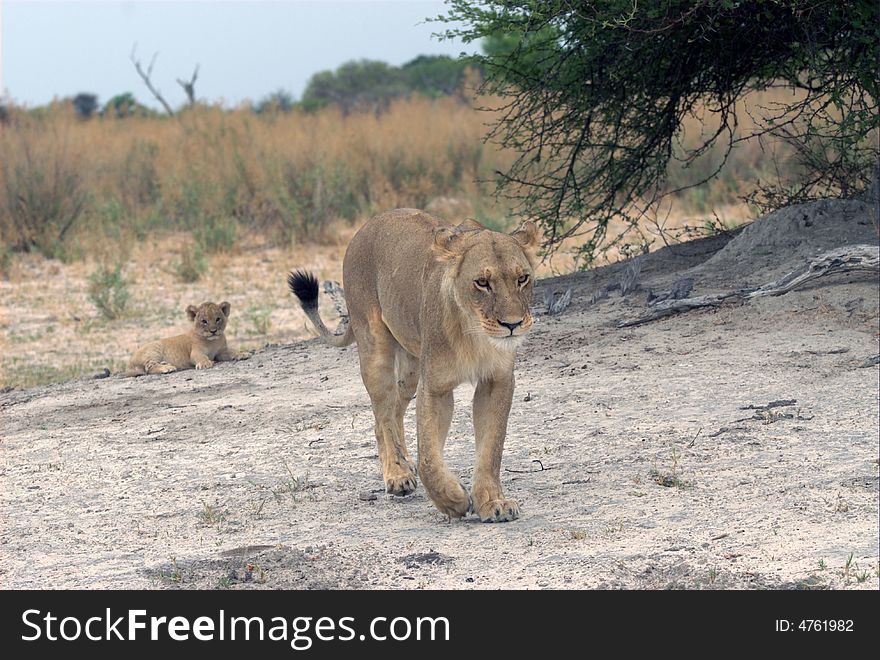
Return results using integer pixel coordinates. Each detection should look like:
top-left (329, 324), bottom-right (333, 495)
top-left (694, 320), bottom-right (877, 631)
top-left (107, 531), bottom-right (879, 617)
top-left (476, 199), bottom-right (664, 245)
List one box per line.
top-left (186, 305), bottom-right (198, 321)
top-left (433, 227), bottom-right (465, 261)
top-left (511, 220), bottom-right (540, 250)
top-left (511, 220), bottom-right (540, 267)
top-left (219, 301), bottom-right (231, 318)
top-left (458, 218), bottom-right (486, 231)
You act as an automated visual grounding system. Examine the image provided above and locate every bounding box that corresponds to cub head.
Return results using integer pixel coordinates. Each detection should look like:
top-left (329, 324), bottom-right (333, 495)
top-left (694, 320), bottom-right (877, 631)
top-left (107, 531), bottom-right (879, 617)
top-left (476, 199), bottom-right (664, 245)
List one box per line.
top-left (433, 219), bottom-right (540, 350)
top-left (186, 301), bottom-right (231, 341)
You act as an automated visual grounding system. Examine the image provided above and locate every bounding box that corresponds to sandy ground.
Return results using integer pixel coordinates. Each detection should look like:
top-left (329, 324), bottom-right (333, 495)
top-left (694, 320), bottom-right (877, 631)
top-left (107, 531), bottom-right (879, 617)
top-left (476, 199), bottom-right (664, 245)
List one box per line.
top-left (1, 200), bottom-right (878, 590)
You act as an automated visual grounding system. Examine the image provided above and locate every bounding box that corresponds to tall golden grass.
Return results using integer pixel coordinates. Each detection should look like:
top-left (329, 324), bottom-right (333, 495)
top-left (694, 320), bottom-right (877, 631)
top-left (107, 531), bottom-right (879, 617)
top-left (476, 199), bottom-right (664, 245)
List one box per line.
top-left (0, 88), bottom-right (829, 263)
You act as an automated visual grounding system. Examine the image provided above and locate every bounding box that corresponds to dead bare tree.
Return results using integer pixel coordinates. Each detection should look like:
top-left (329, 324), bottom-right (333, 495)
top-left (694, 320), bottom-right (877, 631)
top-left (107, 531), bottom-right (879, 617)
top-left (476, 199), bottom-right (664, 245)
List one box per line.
top-left (130, 45), bottom-right (175, 117)
top-left (176, 64), bottom-right (199, 108)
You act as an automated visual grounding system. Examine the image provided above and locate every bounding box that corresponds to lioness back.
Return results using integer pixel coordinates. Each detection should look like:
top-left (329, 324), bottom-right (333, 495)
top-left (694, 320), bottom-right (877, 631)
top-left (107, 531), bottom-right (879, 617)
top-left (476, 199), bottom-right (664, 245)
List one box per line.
top-left (342, 208), bottom-right (452, 354)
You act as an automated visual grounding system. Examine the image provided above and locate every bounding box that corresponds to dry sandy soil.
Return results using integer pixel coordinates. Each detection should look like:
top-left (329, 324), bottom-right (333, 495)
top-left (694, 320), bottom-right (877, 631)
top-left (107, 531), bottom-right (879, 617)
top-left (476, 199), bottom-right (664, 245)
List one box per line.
top-left (1, 199), bottom-right (878, 590)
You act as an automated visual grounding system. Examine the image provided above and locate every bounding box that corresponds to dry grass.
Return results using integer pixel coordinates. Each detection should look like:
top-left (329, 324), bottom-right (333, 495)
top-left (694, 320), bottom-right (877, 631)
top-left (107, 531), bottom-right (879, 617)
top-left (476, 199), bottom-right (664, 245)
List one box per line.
top-left (0, 89), bottom-right (832, 388)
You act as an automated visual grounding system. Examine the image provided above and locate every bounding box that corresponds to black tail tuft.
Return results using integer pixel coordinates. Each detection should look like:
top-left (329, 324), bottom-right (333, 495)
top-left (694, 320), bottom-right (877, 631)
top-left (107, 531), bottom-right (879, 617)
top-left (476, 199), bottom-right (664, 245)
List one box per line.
top-left (287, 270), bottom-right (319, 309)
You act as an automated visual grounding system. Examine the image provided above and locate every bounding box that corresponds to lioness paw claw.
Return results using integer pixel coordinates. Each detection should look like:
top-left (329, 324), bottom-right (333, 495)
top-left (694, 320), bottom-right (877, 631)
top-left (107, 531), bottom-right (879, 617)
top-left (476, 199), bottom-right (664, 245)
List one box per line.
top-left (385, 474), bottom-right (418, 496)
top-left (195, 360), bottom-right (213, 370)
top-left (477, 498), bottom-right (520, 523)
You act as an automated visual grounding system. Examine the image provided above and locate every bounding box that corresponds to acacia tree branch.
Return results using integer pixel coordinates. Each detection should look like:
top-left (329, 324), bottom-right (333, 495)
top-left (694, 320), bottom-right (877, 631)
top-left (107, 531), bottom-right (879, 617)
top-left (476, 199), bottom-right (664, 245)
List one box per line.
top-left (130, 45), bottom-right (175, 117)
top-left (176, 64), bottom-right (200, 107)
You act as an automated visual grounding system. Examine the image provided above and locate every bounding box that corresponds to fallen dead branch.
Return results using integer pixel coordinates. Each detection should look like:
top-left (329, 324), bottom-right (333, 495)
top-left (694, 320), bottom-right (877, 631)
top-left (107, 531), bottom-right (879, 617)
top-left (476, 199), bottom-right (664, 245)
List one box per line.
top-left (618, 244), bottom-right (879, 328)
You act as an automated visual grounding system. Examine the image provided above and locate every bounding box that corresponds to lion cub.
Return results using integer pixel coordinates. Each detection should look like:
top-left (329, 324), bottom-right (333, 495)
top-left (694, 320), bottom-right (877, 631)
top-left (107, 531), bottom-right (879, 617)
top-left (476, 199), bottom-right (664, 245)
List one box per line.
top-left (125, 301), bottom-right (235, 377)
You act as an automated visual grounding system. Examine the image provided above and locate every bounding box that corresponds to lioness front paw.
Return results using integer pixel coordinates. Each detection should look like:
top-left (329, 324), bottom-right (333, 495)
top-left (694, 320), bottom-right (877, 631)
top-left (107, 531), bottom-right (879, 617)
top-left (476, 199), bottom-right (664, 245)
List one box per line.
top-left (428, 481), bottom-right (471, 519)
top-left (385, 473), bottom-right (418, 496)
top-left (476, 497), bottom-right (520, 523)
top-left (195, 359), bottom-right (214, 370)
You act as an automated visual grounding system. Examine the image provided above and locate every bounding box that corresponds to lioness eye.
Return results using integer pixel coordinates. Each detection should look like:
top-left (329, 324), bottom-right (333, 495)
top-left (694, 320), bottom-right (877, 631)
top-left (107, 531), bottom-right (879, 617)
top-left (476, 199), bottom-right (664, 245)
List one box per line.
top-left (518, 274), bottom-right (530, 286)
top-left (475, 278), bottom-right (491, 290)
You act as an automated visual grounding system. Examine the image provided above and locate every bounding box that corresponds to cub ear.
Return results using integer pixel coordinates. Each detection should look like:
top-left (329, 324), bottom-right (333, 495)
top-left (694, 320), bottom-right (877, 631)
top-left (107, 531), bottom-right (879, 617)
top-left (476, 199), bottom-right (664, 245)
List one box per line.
top-left (186, 305), bottom-right (198, 321)
top-left (219, 301), bottom-right (231, 318)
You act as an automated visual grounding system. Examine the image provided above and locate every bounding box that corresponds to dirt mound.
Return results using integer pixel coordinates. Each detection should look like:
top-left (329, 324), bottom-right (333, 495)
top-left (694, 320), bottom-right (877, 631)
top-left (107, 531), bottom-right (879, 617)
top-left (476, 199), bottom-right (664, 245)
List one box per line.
top-left (692, 199), bottom-right (877, 285)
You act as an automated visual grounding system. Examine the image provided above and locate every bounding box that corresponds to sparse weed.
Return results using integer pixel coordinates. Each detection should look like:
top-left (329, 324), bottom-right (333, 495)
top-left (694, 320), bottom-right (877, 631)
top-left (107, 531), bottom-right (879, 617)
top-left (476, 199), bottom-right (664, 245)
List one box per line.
top-left (87, 264), bottom-right (130, 319)
top-left (248, 304), bottom-right (273, 336)
top-left (198, 502), bottom-right (224, 526)
top-left (174, 245), bottom-right (209, 282)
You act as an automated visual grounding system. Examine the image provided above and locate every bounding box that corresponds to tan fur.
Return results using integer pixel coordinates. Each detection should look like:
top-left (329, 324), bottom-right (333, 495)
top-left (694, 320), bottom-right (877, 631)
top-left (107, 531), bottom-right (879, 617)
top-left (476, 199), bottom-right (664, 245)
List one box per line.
top-left (125, 301), bottom-right (235, 377)
top-left (295, 208), bottom-right (539, 522)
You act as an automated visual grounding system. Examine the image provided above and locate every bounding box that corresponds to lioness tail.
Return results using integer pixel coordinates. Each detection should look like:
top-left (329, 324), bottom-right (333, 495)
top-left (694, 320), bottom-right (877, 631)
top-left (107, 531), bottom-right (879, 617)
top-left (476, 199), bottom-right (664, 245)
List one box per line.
top-left (287, 270), bottom-right (354, 347)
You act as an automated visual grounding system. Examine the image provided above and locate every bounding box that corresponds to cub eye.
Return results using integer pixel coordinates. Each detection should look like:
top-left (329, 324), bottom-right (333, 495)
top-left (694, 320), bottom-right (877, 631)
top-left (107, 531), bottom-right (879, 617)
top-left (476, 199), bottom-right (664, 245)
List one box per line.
top-left (474, 278), bottom-right (491, 290)
top-left (518, 274), bottom-right (530, 286)
top-left (215, 317), bottom-right (221, 323)
top-left (202, 320), bottom-right (208, 325)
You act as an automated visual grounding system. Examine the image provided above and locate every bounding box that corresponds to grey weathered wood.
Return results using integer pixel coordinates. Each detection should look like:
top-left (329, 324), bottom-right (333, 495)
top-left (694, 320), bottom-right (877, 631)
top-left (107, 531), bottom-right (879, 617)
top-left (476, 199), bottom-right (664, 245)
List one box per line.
top-left (618, 244), bottom-right (879, 328)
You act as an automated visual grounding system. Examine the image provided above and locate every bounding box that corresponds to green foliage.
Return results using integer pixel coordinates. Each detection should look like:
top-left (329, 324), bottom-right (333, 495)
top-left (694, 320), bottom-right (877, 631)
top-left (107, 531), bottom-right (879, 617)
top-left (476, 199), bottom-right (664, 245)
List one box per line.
top-left (194, 215), bottom-right (237, 253)
top-left (174, 245), bottom-right (209, 282)
top-left (438, 0), bottom-right (880, 264)
top-left (88, 264), bottom-right (131, 319)
top-left (254, 89), bottom-right (296, 114)
top-left (72, 93), bottom-right (99, 119)
top-left (0, 138), bottom-right (87, 256)
top-left (301, 55), bottom-right (475, 113)
top-left (104, 93), bottom-right (155, 118)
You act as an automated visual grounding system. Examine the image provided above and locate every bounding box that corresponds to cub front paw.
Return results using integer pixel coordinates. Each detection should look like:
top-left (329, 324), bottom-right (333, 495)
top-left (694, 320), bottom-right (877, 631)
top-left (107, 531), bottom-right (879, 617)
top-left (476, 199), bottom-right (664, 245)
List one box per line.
top-left (476, 497), bottom-right (520, 523)
top-left (195, 359), bottom-right (214, 370)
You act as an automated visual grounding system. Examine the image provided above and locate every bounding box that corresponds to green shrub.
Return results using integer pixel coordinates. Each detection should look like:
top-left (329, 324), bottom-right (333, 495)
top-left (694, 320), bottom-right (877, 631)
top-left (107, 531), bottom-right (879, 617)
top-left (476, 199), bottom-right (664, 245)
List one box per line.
top-left (173, 246), bottom-right (209, 282)
top-left (194, 215), bottom-right (237, 253)
top-left (88, 264), bottom-right (130, 319)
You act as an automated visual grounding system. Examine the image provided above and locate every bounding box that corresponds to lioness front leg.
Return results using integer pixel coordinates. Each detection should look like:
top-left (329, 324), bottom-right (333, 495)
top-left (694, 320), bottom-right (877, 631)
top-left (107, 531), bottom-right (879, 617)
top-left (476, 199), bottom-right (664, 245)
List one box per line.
top-left (417, 386), bottom-right (470, 518)
top-left (472, 374), bottom-right (519, 522)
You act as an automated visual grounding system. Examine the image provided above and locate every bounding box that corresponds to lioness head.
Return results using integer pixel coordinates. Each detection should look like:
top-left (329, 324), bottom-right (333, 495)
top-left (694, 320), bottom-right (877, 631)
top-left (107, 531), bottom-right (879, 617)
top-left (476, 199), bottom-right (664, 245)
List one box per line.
top-left (186, 301), bottom-right (231, 341)
top-left (434, 219), bottom-right (540, 350)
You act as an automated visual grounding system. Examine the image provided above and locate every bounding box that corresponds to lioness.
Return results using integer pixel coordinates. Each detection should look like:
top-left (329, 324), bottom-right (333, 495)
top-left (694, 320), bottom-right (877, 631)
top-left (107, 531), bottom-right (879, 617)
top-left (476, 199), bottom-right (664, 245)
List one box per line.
top-left (125, 301), bottom-right (235, 376)
top-left (289, 209), bottom-right (538, 522)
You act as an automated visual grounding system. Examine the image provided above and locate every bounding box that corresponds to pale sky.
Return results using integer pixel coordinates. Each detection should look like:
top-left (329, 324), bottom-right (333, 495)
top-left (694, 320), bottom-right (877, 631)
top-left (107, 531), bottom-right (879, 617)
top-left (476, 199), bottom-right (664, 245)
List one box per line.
top-left (0, 0), bottom-right (475, 108)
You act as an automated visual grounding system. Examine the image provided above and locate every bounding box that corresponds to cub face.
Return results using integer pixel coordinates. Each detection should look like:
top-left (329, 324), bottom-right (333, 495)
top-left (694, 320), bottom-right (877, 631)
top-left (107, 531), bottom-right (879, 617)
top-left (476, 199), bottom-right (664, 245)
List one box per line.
top-left (434, 220), bottom-right (540, 350)
top-left (186, 301), bottom-right (231, 341)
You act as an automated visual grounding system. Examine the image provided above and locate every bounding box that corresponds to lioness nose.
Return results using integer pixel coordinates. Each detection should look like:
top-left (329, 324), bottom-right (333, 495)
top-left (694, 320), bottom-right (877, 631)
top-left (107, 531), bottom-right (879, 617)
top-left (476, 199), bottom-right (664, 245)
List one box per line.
top-left (499, 319), bottom-right (523, 333)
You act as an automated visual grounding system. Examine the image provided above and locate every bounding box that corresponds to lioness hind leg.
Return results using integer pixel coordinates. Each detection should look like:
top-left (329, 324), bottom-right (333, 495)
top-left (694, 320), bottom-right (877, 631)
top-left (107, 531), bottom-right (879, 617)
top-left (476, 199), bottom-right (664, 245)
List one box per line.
top-left (356, 319), bottom-right (418, 496)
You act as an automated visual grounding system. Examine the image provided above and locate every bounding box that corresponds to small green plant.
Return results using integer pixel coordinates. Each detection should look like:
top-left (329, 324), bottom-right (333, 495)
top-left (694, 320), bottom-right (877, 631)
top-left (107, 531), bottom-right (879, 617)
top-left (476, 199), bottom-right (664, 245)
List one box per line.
top-left (159, 556), bottom-right (182, 584)
top-left (194, 215), bottom-right (237, 253)
top-left (818, 558), bottom-right (827, 571)
top-left (87, 264), bottom-right (130, 319)
top-left (174, 246), bottom-right (208, 282)
top-left (649, 445), bottom-right (688, 488)
top-left (708, 567), bottom-right (720, 584)
top-left (248, 304), bottom-right (272, 335)
top-left (198, 502), bottom-right (223, 526)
